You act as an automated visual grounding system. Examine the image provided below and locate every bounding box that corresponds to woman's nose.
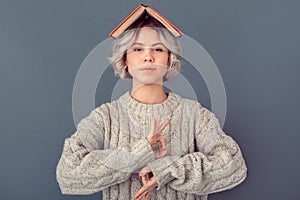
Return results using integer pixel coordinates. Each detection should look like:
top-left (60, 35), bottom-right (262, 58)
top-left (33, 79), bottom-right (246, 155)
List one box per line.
top-left (143, 48), bottom-right (154, 62)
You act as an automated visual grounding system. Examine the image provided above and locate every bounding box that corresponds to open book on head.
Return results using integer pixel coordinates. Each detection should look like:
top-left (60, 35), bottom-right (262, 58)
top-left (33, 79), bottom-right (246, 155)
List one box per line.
top-left (109, 4), bottom-right (183, 38)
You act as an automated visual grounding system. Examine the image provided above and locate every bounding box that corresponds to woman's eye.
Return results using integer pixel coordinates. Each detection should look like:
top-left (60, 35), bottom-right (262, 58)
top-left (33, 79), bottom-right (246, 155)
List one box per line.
top-left (133, 47), bottom-right (142, 51)
top-left (154, 48), bottom-right (164, 52)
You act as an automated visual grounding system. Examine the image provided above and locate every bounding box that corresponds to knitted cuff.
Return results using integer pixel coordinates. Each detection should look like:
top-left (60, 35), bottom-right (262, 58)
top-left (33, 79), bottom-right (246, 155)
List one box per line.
top-left (147, 155), bottom-right (180, 190)
top-left (131, 138), bottom-right (155, 168)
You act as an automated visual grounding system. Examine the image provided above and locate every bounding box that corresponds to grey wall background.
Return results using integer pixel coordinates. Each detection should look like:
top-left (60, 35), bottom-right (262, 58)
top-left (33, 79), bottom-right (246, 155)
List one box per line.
top-left (1, 0), bottom-right (299, 199)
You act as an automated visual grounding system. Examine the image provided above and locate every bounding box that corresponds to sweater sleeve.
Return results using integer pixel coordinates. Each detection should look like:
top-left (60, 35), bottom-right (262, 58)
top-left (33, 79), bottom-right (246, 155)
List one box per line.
top-left (56, 106), bottom-right (154, 195)
top-left (147, 106), bottom-right (247, 195)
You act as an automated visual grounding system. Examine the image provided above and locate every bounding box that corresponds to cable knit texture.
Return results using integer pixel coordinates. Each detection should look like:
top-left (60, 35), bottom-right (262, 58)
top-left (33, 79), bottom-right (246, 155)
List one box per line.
top-left (56, 92), bottom-right (247, 200)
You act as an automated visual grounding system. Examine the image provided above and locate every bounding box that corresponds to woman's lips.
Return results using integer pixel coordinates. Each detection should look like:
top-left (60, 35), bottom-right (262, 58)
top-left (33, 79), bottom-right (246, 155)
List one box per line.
top-left (140, 67), bottom-right (156, 71)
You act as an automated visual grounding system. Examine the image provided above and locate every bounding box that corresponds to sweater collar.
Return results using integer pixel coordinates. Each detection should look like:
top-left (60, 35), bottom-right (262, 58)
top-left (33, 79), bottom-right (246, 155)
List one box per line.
top-left (119, 91), bottom-right (181, 123)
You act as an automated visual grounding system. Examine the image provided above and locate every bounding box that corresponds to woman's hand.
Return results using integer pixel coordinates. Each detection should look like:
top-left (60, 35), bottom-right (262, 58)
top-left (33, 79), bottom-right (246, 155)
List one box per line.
top-left (147, 115), bottom-right (169, 159)
top-left (134, 166), bottom-right (158, 200)
top-left (134, 115), bottom-right (168, 199)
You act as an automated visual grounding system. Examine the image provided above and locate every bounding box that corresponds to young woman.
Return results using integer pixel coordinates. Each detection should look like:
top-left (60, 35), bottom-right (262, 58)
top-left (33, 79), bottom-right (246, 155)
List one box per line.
top-left (56, 15), bottom-right (247, 200)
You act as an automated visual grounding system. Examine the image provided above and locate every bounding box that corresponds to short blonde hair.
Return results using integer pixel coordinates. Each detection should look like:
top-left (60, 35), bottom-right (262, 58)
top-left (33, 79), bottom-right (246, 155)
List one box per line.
top-left (108, 17), bottom-right (182, 81)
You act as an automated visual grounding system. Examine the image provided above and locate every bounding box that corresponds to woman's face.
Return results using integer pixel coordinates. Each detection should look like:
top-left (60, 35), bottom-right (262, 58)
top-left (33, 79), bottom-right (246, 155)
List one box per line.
top-left (126, 27), bottom-right (169, 85)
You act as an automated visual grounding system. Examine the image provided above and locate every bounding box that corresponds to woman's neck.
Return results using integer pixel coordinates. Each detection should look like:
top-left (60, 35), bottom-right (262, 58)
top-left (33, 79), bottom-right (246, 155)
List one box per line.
top-left (131, 83), bottom-right (167, 104)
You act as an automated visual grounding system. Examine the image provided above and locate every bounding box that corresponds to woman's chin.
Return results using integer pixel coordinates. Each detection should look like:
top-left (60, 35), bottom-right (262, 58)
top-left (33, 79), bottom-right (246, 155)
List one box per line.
top-left (132, 76), bottom-right (162, 84)
top-left (144, 79), bottom-right (159, 84)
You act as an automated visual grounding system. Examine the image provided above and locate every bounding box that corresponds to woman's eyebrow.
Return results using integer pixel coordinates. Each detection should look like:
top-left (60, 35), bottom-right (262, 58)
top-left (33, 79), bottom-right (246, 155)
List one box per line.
top-left (151, 42), bottom-right (164, 46)
top-left (131, 42), bottom-right (164, 46)
top-left (131, 42), bottom-right (144, 46)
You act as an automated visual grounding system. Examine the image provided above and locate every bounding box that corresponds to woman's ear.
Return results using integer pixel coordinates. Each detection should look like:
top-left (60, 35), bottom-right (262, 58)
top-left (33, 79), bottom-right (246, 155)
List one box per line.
top-left (167, 52), bottom-right (171, 66)
top-left (124, 54), bottom-right (127, 65)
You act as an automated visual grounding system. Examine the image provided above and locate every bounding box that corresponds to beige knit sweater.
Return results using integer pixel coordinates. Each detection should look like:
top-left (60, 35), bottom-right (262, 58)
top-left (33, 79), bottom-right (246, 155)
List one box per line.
top-left (56, 92), bottom-right (247, 200)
